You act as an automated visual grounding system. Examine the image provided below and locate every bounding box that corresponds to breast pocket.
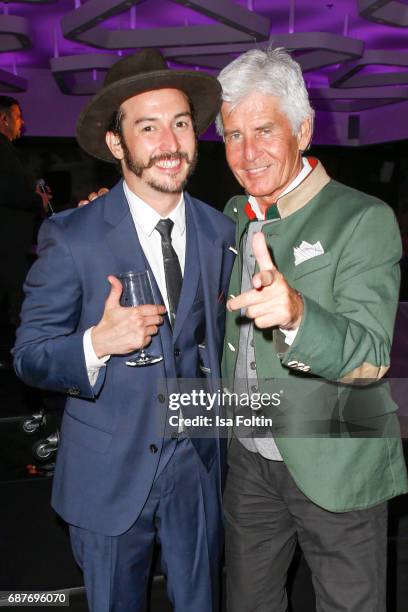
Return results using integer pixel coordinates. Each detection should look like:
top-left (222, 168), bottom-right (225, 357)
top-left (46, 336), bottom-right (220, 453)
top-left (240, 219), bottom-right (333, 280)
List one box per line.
top-left (292, 252), bottom-right (332, 280)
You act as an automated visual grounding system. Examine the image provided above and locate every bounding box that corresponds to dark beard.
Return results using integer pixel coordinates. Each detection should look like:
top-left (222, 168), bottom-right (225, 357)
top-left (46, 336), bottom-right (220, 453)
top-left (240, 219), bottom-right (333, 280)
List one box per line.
top-left (120, 136), bottom-right (198, 194)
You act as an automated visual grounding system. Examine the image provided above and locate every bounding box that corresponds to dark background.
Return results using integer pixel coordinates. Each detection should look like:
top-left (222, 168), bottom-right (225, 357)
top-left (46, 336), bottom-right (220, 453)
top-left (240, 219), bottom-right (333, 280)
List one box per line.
top-left (14, 136), bottom-right (408, 216)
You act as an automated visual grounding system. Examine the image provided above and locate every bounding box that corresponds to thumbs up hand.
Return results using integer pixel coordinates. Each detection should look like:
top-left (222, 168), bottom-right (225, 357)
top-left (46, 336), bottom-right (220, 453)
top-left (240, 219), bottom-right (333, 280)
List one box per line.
top-left (227, 232), bottom-right (303, 330)
top-left (91, 275), bottom-right (166, 359)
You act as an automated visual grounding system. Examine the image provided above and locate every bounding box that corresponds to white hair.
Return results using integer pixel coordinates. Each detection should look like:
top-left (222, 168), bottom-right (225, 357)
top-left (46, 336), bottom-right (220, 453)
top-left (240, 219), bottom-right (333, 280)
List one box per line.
top-left (216, 47), bottom-right (314, 137)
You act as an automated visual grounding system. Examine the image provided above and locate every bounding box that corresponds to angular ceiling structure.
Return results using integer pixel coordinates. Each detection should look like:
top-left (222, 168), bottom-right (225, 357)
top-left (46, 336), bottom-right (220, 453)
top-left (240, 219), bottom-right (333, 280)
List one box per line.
top-left (0, 0), bottom-right (407, 145)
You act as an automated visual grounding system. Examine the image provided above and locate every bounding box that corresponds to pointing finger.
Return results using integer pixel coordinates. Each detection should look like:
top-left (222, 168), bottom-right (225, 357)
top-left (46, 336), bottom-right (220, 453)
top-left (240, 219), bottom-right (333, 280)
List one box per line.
top-left (227, 287), bottom-right (267, 312)
top-left (252, 232), bottom-right (276, 272)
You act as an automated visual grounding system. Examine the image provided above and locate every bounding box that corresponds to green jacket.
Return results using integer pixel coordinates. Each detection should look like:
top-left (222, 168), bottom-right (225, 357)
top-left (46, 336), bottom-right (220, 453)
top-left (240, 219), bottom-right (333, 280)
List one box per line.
top-left (222, 159), bottom-right (408, 512)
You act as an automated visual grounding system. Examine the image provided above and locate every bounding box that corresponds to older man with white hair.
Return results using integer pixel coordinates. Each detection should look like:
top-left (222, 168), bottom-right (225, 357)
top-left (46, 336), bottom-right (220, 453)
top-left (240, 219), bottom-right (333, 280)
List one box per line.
top-left (218, 48), bottom-right (407, 612)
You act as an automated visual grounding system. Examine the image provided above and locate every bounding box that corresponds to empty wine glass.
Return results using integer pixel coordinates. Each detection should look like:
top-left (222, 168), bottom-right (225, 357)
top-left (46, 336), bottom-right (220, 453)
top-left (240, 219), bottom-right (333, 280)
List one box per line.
top-left (118, 270), bottom-right (163, 367)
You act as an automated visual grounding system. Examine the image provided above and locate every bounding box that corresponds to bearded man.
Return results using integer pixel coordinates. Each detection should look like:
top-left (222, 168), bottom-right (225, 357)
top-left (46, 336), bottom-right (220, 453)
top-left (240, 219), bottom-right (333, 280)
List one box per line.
top-left (13, 50), bottom-right (235, 612)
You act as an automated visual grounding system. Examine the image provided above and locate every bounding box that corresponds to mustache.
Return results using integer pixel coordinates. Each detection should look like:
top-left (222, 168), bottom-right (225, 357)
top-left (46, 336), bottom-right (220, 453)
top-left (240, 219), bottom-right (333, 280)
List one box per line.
top-left (146, 152), bottom-right (191, 169)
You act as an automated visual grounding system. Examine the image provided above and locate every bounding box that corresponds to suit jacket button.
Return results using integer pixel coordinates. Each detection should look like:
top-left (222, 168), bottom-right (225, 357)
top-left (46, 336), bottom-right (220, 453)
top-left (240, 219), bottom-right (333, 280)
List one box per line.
top-left (174, 348), bottom-right (180, 357)
top-left (157, 394), bottom-right (166, 403)
top-left (150, 444), bottom-right (158, 454)
top-left (67, 386), bottom-right (80, 396)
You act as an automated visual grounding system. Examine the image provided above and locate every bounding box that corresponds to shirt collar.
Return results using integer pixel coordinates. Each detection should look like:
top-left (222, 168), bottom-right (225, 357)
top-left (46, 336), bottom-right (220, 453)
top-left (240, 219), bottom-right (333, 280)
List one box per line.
top-left (248, 157), bottom-right (312, 221)
top-left (123, 181), bottom-right (186, 237)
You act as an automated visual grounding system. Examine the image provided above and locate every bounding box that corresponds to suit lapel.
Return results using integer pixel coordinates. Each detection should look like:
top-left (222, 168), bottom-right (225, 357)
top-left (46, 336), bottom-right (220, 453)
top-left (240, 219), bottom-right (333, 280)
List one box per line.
top-left (103, 181), bottom-right (173, 339)
top-left (187, 195), bottom-right (224, 376)
top-left (104, 182), bottom-right (148, 277)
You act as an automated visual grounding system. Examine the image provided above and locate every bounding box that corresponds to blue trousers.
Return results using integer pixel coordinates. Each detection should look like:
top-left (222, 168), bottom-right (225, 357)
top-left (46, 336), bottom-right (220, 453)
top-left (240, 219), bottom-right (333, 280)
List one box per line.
top-left (69, 438), bottom-right (223, 612)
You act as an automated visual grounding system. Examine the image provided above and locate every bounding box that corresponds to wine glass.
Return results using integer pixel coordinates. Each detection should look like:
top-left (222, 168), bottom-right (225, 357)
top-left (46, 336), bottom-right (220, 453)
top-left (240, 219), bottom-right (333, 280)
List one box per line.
top-left (118, 270), bottom-right (163, 367)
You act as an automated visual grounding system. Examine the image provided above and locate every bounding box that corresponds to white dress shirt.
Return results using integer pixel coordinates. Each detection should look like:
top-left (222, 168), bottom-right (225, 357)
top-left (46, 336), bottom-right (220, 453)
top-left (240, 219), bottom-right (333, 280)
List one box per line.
top-left (84, 182), bottom-right (186, 385)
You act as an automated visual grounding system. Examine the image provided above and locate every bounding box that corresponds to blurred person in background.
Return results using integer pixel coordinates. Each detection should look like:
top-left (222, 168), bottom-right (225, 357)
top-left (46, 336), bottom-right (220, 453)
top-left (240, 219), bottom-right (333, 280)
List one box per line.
top-left (0, 95), bottom-right (52, 331)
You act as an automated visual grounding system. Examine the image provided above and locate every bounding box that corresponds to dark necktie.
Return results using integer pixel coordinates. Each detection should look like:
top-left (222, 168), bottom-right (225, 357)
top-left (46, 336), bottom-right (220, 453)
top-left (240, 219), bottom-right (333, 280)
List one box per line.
top-left (155, 219), bottom-right (182, 327)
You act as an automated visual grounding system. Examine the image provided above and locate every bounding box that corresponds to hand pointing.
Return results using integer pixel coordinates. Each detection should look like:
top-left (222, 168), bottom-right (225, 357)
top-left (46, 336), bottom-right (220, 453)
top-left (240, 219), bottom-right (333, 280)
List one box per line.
top-left (227, 232), bottom-right (303, 330)
top-left (251, 231), bottom-right (276, 290)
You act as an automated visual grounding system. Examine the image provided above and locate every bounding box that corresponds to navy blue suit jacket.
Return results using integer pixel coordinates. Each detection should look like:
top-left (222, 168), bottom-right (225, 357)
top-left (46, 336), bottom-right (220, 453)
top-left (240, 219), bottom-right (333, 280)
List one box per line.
top-left (13, 182), bottom-right (235, 535)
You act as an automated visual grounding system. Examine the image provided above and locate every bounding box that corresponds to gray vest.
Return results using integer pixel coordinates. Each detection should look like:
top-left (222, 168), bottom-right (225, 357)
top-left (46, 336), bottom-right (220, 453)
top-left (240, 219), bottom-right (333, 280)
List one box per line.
top-left (233, 220), bottom-right (283, 461)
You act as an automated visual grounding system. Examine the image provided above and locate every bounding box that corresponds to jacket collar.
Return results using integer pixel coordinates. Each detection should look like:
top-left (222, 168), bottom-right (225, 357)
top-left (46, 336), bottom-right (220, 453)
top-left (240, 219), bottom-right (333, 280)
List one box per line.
top-left (277, 158), bottom-right (330, 219)
top-left (103, 181), bottom-right (223, 247)
top-left (234, 158), bottom-right (330, 248)
top-left (103, 180), bottom-right (130, 228)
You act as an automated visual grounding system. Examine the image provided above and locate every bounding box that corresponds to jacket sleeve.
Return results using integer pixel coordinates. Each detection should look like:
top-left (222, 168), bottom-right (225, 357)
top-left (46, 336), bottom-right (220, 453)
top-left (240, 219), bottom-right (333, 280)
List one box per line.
top-left (12, 218), bottom-right (105, 398)
top-left (281, 202), bottom-right (401, 381)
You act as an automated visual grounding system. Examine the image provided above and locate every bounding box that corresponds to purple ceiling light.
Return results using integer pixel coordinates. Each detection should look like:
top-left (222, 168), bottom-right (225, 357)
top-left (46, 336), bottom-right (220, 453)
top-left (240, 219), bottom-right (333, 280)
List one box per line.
top-left (0, 0), bottom-right (407, 145)
top-left (61, 0), bottom-right (269, 49)
top-left (309, 85), bottom-right (408, 112)
top-left (61, 0), bottom-right (142, 47)
top-left (358, 0), bottom-right (408, 27)
top-left (0, 66), bottom-right (27, 91)
top-left (0, 12), bottom-right (31, 91)
top-left (171, 0), bottom-right (270, 39)
top-left (0, 14), bottom-right (31, 52)
top-left (330, 50), bottom-right (408, 88)
top-left (163, 32), bottom-right (364, 71)
top-left (51, 53), bottom-right (117, 95)
top-left (56, 0), bottom-right (269, 95)
top-left (286, 33), bottom-right (364, 72)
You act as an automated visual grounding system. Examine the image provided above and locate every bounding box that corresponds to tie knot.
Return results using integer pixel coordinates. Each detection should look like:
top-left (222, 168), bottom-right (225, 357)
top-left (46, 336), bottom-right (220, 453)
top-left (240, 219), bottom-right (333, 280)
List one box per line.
top-left (156, 218), bottom-right (174, 241)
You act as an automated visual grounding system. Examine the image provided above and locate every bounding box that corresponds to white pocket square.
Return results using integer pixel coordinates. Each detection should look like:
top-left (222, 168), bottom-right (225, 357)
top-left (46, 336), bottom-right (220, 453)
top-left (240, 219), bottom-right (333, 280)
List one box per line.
top-left (294, 241), bottom-right (324, 266)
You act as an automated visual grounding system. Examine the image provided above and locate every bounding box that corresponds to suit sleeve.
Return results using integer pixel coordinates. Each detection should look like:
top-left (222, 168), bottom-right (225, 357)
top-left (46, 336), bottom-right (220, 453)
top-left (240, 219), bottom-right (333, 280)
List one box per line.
top-left (281, 202), bottom-right (401, 381)
top-left (12, 219), bottom-right (105, 398)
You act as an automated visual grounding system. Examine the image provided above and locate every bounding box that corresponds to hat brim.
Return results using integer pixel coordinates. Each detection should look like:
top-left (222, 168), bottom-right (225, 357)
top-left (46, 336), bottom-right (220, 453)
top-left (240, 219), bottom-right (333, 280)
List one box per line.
top-left (76, 70), bottom-right (221, 163)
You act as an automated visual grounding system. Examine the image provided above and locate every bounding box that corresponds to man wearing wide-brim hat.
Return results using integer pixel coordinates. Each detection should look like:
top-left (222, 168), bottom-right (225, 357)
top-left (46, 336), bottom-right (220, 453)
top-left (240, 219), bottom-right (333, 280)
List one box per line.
top-left (13, 49), bottom-right (236, 611)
